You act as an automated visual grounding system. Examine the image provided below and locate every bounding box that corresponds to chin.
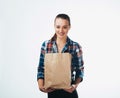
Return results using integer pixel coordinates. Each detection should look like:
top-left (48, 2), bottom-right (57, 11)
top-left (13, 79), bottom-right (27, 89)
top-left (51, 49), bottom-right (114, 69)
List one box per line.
top-left (58, 35), bottom-right (67, 39)
top-left (56, 33), bottom-right (67, 39)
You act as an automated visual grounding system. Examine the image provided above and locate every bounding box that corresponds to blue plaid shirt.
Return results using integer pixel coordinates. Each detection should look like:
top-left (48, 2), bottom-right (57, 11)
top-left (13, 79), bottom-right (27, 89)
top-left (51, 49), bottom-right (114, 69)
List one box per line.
top-left (37, 37), bottom-right (84, 82)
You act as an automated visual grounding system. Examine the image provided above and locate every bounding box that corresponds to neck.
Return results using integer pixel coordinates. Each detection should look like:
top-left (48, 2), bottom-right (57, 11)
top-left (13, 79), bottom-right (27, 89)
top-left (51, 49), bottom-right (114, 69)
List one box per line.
top-left (56, 37), bottom-right (67, 44)
top-left (56, 37), bottom-right (67, 53)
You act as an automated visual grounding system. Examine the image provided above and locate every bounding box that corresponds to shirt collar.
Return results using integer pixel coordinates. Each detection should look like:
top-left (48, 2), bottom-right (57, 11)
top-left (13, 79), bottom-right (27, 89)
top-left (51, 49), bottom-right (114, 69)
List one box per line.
top-left (52, 36), bottom-right (71, 53)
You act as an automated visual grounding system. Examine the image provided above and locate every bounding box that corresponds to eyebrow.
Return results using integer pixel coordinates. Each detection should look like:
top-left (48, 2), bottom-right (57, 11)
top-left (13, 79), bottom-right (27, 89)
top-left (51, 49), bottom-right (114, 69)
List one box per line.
top-left (55, 25), bottom-right (69, 26)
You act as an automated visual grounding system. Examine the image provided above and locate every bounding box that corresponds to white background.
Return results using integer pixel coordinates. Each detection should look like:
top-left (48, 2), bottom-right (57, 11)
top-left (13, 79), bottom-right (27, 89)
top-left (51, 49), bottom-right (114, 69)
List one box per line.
top-left (0, 0), bottom-right (120, 98)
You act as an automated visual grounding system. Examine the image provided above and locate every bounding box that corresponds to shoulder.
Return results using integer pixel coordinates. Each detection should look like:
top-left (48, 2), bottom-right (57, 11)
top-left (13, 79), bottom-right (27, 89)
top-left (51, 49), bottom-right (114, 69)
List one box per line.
top-left (68, 38), bottom-right (82, 49)
top-left (68, 38), bottom-right (83, 56)
top-left (41, 40), bottom-right (52, 46)
top-left (41, 40), bottom-right (54, 49)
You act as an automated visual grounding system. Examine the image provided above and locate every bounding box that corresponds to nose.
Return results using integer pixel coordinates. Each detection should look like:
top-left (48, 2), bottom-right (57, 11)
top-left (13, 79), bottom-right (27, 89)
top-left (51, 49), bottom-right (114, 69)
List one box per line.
top-left (60, 28), bottom-right (63, 32)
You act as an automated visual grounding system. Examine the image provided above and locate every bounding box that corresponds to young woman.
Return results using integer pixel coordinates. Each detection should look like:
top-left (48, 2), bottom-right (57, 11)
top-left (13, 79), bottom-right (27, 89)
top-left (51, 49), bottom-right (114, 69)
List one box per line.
top-left (37, 14), bottom-right (84, 98)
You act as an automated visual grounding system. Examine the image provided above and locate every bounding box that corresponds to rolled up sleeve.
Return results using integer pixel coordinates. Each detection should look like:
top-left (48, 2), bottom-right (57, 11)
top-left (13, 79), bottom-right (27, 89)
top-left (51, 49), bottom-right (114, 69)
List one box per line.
top-left (37, 42), bottom-right (46, 80)
top-left (75, 44), bottom-right (84, 81)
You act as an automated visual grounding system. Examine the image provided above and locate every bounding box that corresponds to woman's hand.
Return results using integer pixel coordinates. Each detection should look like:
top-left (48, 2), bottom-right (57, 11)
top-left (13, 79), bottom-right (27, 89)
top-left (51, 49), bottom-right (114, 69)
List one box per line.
top-left (39, 86), bottom-right (55, 93)
top-left (64, 84), bottom-right (77, 93)
top-left (38, 79), bottom-right (55, 93)
top-left (64, 77), bottom-right (82, 93)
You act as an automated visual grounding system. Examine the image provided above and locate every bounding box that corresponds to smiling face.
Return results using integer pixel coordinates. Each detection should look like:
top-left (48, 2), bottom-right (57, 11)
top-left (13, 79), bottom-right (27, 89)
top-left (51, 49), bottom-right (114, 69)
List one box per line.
top-left (54, 18), bottom-right (71, 39)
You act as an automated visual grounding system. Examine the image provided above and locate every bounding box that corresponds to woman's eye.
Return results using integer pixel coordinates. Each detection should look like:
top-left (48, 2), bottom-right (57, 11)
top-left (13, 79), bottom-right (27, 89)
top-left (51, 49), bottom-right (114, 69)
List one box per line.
top-left (63, 26), bottom-right (67, 29)
top-left (56, 26), bottom-right (68, 29)
top-left (56, 26), bottom-right (60, 29)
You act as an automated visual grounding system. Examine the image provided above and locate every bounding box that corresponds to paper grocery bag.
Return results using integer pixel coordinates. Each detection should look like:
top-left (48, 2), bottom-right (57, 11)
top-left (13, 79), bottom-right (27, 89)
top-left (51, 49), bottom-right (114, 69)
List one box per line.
top-left (44, 53), bottom-right (71, 89)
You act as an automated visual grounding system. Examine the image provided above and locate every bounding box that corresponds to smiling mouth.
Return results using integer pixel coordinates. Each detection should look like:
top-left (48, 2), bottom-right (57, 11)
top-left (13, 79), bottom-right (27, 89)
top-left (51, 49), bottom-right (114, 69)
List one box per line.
top-left (58, 32), bottom-right (65, 36)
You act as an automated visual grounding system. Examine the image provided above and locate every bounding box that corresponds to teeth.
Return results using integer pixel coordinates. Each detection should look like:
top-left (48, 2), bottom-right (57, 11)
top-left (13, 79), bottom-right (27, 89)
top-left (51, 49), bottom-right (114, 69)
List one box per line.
top-left (59, 33), bottom-right (64, 36)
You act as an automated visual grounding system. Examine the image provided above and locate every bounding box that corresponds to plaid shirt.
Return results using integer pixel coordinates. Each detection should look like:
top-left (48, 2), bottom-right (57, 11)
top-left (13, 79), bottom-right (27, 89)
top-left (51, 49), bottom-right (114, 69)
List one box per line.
top-left (37, 37), bottom-right (84, 82)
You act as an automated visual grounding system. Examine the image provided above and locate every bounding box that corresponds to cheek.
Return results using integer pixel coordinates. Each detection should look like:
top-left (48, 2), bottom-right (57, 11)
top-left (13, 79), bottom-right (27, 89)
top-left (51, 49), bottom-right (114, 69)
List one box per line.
top-left (55, 28), bottom-right (59, 33)
top-left (64, 29), bottom-right (69, 33)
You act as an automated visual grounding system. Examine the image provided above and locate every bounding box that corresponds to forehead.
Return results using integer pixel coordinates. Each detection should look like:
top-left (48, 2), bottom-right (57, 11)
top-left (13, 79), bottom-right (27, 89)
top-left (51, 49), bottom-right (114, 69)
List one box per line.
top-left (55, 18), bottom-right (69, 26)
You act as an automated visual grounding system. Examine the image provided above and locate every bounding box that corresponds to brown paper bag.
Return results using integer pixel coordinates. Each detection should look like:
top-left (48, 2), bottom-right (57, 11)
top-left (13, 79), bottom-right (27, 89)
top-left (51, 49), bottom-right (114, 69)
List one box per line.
top-left (44, 53), bottom-right (71, 89)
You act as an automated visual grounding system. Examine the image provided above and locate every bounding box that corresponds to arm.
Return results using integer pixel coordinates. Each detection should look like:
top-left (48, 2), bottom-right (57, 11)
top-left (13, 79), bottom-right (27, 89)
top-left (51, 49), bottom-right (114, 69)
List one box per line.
top-left (71, 77), bottom-right (83, 91)
top-left (37, 42), bottom-right (45, 92)
top-left (38, 79), bottom-right (45, 91)
top-left (37, 41), bottom-right (54, 93)
top-left (64, 43), bottom-right (84, 93)
top-left (38, 79), bottom-right (54, 93)
top-left (37, 42), bottom-right (45, 81)
top-left (73, 43), bottom-right (84, 87)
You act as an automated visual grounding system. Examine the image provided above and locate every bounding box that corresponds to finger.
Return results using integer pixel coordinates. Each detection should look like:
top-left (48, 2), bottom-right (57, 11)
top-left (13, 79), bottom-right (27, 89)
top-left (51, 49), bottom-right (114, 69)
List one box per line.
top-left (64, 89), bottom-right (73, 93)
top-left (40, 88), bottom-right (48, 93)
top-left (44, 88), bottom-right (54, 93)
